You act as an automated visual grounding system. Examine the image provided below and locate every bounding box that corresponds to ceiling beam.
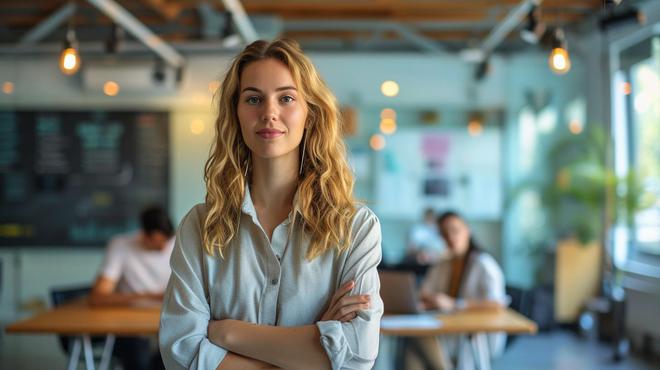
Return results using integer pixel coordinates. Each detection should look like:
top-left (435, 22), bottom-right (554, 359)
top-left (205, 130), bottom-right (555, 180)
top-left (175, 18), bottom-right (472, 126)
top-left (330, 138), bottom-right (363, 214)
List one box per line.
top-left (86, 0), bottom-right (185, 68)
top-left (138, 0), bottom-right (183, 21)
top-left (17, 2), bottom-right (76, 46)
top-left (220, 0), bottom-right (258, 43)
top-left (480, 0), bottom-right (543, 56)
top-left (238, 0), bottom-right (599, 14)
top-left (285, 20), bottom-right (442, 52)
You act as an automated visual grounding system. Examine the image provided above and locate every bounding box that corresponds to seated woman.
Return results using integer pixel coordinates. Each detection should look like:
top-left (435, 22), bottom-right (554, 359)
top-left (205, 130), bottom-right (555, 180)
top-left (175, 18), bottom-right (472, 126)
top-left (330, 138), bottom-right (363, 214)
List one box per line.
top-left (406, 210), bottom-right (507, 370)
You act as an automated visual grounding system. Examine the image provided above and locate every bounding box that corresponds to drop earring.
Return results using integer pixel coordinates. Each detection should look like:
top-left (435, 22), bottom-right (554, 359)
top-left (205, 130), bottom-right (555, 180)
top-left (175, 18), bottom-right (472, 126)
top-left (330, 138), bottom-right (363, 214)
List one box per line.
top-left (299, 130), bottom-right (306, 175)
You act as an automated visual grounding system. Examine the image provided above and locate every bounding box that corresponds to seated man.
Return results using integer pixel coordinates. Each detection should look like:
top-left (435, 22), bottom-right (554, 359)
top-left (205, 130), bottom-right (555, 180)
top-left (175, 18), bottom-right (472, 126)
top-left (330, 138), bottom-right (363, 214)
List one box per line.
top-left (91, 205), bottom-right (175, 370)
top-left (404, 208), bottom-right (445, 267)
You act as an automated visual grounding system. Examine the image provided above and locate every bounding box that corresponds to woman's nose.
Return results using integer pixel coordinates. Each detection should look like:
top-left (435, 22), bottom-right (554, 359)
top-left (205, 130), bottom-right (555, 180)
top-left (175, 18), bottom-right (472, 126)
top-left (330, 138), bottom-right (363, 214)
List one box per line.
top-left (261, 100), bottom-right (278, 122)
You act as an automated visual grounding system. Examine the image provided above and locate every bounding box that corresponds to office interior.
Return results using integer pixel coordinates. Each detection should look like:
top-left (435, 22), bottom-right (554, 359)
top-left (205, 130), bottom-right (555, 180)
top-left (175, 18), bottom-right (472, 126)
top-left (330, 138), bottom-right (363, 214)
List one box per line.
top-left (1, 0), bottom-right (660, 369)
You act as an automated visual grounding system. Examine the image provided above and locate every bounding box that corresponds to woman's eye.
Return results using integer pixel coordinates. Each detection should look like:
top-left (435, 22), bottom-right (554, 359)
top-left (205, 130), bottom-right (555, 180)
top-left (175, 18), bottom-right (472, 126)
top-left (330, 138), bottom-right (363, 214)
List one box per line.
top-left (246, 96), bottom-right (261, 104)
top-left (280, 95), bottom-right (294, 103)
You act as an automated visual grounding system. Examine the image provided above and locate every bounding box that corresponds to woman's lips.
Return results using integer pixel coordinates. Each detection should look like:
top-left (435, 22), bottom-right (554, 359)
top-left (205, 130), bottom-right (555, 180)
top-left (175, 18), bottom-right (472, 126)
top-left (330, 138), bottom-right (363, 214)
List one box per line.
top-left (256, 128), bottom-right (284, 139)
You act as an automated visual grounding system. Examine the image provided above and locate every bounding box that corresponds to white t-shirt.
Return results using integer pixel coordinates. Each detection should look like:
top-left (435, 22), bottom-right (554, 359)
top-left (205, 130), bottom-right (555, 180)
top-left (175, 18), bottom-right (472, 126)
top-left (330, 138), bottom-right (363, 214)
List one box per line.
top-left (100, 232), bottom-right (174, 294)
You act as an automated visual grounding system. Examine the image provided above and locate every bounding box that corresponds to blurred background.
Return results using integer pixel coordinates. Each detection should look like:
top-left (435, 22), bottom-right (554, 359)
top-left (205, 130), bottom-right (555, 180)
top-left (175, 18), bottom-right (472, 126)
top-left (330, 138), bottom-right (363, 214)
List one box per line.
top-left (0, 0), bottom-right (659, 369)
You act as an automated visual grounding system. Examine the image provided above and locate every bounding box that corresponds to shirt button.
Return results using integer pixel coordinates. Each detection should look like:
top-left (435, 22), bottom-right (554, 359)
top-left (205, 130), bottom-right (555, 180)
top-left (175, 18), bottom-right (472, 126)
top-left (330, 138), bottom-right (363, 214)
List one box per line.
top-left (271, 278), bottom-right (278, 285)
top-left (276, 255), bottom-right (281, 260)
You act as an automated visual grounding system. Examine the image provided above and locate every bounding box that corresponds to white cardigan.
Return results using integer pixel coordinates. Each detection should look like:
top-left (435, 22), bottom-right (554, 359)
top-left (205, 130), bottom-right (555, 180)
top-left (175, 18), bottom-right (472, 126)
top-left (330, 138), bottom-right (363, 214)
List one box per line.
top-left (421, 251), bottom-right (507, 357)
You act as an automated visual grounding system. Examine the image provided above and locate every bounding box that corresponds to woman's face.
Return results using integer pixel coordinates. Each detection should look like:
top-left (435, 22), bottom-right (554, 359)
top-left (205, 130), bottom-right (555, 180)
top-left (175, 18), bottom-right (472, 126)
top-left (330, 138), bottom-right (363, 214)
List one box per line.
top-left (237, 58), bottom-right (308, 162)
top-left (439, 216), bottom-right (471, 256)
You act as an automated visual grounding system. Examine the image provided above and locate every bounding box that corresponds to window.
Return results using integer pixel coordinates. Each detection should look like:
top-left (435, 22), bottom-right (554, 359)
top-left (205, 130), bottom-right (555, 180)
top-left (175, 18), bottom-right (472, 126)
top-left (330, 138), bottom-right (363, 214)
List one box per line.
top-left (630, 37), bottom-right (660, 256)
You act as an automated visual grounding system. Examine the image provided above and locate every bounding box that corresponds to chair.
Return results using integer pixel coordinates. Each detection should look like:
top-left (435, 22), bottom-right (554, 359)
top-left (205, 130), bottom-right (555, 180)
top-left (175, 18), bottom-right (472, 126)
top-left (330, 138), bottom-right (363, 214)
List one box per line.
top-left (505, 285), bottom-right (533, 349)
top-left (49, 285), bottom-right (108, 361)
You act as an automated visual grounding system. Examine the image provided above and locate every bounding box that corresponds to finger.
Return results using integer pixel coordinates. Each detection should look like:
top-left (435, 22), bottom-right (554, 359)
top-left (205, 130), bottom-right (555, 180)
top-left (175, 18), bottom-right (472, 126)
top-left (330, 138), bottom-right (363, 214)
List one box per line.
top-left (337, 312), bottom-right (357, 322)
top-left (330, 280), bottom-right (355, 306)
top-left (328, 294), bottom-right (368, 318)
top-left (335, 294), bottom-right (370, 308)
top-left (335, 302), bottom-right (371, 320)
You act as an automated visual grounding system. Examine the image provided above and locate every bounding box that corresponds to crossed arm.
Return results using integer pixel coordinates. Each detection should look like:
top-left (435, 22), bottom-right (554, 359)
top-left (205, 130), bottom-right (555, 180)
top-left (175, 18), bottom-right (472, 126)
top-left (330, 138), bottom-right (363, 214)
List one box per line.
top-left (159, 206), bottom-right (383, 370)
top-left (209, 281), bottom-right (370, 370)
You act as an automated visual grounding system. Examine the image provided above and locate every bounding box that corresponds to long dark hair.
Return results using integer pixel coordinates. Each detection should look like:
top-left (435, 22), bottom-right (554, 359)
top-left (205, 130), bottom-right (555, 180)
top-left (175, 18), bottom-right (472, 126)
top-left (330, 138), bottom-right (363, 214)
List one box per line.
top-left (437, 210), bottom-right (482, 297)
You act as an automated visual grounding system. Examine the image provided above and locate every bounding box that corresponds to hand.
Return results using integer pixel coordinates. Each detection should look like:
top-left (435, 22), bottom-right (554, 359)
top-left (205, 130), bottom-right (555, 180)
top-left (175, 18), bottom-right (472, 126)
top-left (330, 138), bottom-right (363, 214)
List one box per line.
top-left (217, 352), bottom-right (282, 370)
top-left (420, 292), bottom-right (456, 312)
top-left (415, 251), bottom-right (433, 265)
top-left (320, 280), bottom-right (371, 322)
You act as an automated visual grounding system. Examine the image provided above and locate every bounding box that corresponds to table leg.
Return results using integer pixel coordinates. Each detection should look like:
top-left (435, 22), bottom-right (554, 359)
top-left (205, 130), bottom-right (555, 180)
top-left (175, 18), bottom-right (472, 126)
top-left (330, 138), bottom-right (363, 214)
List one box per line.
top-left (66, 338), bottom-right (82, 370)
top-left (437, 337), bottom-right (454, 370)
top-left (82, 334), bottom-right (96, 370)
top-left (471, 333), bottom-right (491, 370)
top-left (394, 337), bottom-right (407, 370)
top-left (456, 335), bottom-right (472, 370)
top-left (99, 334), bottom-right (116, 370)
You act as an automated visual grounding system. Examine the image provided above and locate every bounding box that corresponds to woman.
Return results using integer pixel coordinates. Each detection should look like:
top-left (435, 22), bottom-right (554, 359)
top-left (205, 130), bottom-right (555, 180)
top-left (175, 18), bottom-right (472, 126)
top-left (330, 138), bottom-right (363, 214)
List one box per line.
top-left (159, 39), bottom-right (383, 370)
top-left (407, 211), bottom-right (506, 370)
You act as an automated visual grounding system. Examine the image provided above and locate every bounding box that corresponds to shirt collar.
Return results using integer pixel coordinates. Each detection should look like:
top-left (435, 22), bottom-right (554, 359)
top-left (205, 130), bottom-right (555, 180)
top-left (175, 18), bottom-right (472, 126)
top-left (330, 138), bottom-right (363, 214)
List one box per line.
top-left (241, 185), bottom-right (303, 225)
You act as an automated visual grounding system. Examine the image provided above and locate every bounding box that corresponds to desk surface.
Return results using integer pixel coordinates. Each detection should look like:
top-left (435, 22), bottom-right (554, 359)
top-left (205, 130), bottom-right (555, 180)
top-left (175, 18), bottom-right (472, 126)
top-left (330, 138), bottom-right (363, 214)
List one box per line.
top-left (6, 300), bottom-right (160, 336)
top-left (7, 302), bottom-right (536, 338)
top-left (380, 308), bottom-right (538, 337)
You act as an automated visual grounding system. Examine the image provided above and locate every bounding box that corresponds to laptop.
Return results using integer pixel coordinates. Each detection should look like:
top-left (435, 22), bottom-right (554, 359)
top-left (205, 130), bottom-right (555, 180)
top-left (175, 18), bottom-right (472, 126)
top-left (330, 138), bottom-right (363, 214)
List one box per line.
top-left (378, 270), bottom-right (423, 314)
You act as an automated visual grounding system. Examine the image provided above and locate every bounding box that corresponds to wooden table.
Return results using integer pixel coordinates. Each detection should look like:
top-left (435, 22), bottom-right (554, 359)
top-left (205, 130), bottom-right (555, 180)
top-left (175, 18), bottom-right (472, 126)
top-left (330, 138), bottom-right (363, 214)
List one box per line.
top-left (380, 308), bottom-right (537, 370)
top-left (6, 300), bottom-right (160, 370)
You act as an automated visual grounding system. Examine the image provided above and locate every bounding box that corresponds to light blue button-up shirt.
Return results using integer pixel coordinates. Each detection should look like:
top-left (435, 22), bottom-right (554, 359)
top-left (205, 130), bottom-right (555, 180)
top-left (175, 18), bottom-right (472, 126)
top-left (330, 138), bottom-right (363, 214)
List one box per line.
top-left (159, 187), bottom-right (383, 370)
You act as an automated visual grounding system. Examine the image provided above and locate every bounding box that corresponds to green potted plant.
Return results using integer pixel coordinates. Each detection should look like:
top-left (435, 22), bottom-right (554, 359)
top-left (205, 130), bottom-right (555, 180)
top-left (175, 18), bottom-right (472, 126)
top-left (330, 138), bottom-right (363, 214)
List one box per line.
top-left (512, 124), bottom-right (653, 322)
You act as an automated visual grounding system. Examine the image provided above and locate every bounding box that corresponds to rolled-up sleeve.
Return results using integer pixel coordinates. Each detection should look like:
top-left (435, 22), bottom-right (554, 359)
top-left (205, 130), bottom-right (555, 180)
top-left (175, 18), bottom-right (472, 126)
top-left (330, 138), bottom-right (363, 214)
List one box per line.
top-left (316, 210), bottom-right (384, 370)
top-left (159, 207), bottom-right (227, 370)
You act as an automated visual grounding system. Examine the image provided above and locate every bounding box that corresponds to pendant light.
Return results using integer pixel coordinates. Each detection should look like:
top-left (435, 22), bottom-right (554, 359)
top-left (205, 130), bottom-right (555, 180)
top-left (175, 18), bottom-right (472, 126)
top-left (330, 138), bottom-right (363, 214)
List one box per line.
top-left (59, 6), bottom-right (81, 76)
top-left (548, 28), bottom-right (571, 75)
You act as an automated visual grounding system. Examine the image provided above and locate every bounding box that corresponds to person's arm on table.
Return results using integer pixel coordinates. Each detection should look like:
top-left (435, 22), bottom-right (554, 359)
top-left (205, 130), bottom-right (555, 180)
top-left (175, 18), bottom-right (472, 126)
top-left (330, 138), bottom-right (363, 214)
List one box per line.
top-left (89, 276), bottom-right (162, 307)
top-left (420, 254), bottom-right (507, 312)
top-left (420, 291), bottom-right (503, 312)
top-left (90, 235), bottom-right (163, 307)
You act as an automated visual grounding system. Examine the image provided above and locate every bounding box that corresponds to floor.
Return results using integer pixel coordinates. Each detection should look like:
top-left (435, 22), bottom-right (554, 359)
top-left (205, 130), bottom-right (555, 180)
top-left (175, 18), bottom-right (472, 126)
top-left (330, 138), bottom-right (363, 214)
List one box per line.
top-left (0, 333), bottom-right (69, 370)
top-left (493, 330), bottom-right (658, 370)
top-left (1, 328), bottom-right (658, 370)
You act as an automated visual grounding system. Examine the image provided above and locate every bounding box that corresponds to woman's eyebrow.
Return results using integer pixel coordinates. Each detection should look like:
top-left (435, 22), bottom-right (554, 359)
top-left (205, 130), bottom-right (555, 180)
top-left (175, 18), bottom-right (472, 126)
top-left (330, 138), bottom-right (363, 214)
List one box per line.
top-left (241, 86), bottom-right (297, 94)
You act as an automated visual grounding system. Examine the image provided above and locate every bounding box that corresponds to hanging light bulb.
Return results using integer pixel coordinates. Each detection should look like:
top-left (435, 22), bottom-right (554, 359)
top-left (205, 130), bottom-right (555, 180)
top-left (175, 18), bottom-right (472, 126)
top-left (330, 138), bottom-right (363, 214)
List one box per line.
top-left (548, 28), bottom-right (571, 75)
top-left (59, 28), bottom-right (81, 75)
top-left (549, 48), bottom-right (570, 74)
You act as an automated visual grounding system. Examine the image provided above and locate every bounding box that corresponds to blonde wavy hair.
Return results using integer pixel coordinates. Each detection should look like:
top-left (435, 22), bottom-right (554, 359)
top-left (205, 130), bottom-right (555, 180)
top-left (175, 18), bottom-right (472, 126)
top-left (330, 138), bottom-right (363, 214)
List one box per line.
top-left (203, 39), bottom-right (357, 260)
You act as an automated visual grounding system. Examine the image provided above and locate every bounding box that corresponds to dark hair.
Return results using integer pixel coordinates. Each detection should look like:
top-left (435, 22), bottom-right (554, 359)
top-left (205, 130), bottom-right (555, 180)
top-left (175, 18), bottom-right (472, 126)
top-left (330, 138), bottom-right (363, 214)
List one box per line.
top-left (437, 210), bottom-right (482, 298)
top-left (140, 206), bottom-right (174, 237)
top-left (437, 210), bottom-right (482, 254)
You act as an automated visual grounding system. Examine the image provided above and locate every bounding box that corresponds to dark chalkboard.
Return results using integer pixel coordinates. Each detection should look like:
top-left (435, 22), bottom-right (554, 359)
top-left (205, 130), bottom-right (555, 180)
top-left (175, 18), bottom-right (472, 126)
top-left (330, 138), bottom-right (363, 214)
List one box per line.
top-left (0, 110), bottom-right (169, 247)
